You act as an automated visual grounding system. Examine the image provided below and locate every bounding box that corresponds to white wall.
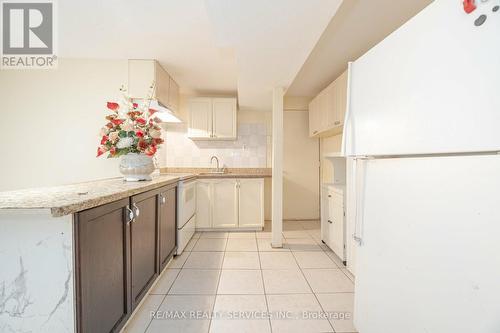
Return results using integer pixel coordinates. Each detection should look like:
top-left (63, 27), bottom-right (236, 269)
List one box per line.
top-left (320, 134), bottom-right (343, 183)
top-left (0, 59), bottom-right (128, 191)
top-left (283, 111), bottom-right (320, 220)
top-left (161, 96), bottom-right (272, 168)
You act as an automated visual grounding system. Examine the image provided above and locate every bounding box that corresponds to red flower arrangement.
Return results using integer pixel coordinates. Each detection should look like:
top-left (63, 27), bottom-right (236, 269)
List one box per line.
top-left (97, 90), bottom-right (164, 158)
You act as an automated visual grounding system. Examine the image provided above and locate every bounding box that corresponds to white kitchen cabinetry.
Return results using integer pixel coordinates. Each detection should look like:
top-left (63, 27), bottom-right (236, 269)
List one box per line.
top-left (128, 59), bottom-right (180, 115)
top-left (195, 178), bottom-right (264, 230)
top-left (196, 180), bottom-right (212, 228)
top-left (309, 69), bottom-right (348, 138)
top-left (188, 97), bottom-right (237, 140)
top-left (322, 184), bottom-right (346, 263)
top-left (168, 77), bottom-right (180, 113)
top-left (308, 97), bottom-right (320, 137)
top-left (188, 98), bottom-right (213, 139)
top-left (238, 178), bottom-right (264, 228)
top-left (213, 98), bottom-right (237, 139)
top-left (212, 179), bottom-right (238, 228)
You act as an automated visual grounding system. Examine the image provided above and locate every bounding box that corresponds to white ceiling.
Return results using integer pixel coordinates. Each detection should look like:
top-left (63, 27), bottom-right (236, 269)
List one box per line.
top-left (58, 0), bottom-right (342, 111)
top-left (59, 0), bottom-right (237, 95)
top-left (286, 0), bottom-right (434, 97)
top-left (204, 0), bottom-right (343, 111)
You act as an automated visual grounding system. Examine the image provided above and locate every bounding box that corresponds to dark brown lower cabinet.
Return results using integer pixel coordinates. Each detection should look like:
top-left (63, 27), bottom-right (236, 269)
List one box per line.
top-left (130, 190), bottom-right (159, 308)
top-left (159, 186), bottom-right (177, 270)
top-left (75, 198), bottom-right (131, 333)
top-left (75, 184), bottom-right (177, 333)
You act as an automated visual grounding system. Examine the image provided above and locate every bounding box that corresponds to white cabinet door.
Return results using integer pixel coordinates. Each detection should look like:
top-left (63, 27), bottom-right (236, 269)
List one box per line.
top-left (318, 90), bottom-right (329, 133)
top-left (309, 97), bottom-right (320, 137)
top-left (238, 179), bottom-right (264, 228)
top-left (212, 98), bottom-right (237, 139)
top-left (334, 70), bottom-right (348, 128)
top-left (196, 180), bottom-right (212, 228)
top-left (321, 187), bottom-right (331, 243)
top-left (188, 98), bottom-right (212, 139)
top-left (328, 191), bottom-right (345, 260)
top-left (325, 82), bottom-right (336, 129)
top-left (212, 179), bottom-right (238, 228)
top-left (168, 77), bottom-right (179, 113)
top-left (128, 60), bottom-right (155, 99)
top-left (155, 63), bottom-right (171, 108)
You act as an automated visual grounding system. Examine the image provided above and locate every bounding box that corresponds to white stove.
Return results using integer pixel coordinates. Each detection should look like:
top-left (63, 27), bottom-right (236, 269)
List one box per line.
top-left (176, 178), bottom-right (196, 255)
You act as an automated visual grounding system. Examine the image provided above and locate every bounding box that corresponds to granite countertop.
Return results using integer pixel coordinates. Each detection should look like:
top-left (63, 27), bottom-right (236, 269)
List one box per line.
top-left (162, 167), bottom-right (272, 179)
top-left (0, 174), bottom-right (190, 217)
top-left (0, 168), bottom-right (271, 218)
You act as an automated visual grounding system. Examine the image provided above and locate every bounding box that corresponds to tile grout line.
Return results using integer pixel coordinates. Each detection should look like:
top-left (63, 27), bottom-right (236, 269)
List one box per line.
top-left (141, 233), bottom-right (209, 332)
top-left (257, 238), bottom-right (273, 333)
top-left (142, 249), bottom-right (189, 333)
top-left (207, 232), bottom-right (228, 332)
top-left (289, 248), bottom-right (337, 333)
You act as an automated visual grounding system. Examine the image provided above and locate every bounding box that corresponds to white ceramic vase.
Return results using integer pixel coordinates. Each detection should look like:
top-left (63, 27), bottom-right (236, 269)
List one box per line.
top-left (119, 153), bottom-right (155, 181)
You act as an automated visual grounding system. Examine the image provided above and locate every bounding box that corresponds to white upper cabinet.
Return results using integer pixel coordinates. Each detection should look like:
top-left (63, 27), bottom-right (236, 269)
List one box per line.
top-left (212, 98), bottom-right (237, 139)
top-left (308, 97), bottom-right (320, 137)
top-left (128, 59), bottom-right (180, 115)
top-left (188, 98), bottom-right (213, 139)
top-left (188, 97), bottom-right (237, 140)
top-left (168, 76), bottom-right (180, 113)
top-left (334, 70), bottom-right (347, 128)
top-left (308, 69), bottom-right (348, 138)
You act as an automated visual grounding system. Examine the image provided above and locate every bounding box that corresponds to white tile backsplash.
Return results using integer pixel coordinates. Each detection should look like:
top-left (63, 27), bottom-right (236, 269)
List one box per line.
top-left (165, 122), bottom-right (269, 168)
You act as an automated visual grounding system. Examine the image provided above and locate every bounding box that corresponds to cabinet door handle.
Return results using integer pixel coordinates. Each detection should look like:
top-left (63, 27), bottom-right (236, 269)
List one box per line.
top-left (159, 194), bottom-right (166, 205)
top-left (334, 121), bottom-right (340, 125)
top-left (125, 206), bottom-right (134, 225)
top-left (313, 130), bottom-right (318, 134)
top-left (328, 195), bottom-right (332, 198)
top-left (328, 220), bottom-right (333, 224)
top-left (132, 203), bottom-right (140, 217)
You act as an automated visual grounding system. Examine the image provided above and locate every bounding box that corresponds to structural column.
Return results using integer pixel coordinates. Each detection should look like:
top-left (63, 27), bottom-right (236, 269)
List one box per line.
top-left (271, 87), bottom-right (284, 247)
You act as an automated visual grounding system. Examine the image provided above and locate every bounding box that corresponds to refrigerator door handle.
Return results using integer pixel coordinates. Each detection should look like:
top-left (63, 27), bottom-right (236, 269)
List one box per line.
top-left (352, 157), bottom-right (367, 246)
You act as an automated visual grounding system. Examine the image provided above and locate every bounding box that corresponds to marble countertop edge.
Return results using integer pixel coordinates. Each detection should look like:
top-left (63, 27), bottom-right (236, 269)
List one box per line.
top-left (0, 175), bottom-right (184, 218)
top-left (0, 169), bottom-right (271, 218)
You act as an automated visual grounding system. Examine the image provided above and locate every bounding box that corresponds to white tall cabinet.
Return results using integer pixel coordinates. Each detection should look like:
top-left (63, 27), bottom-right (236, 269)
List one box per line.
top-left (188, 97), bottom-right (237, 140)
top-left (195, 178), bottom-right (264, 230)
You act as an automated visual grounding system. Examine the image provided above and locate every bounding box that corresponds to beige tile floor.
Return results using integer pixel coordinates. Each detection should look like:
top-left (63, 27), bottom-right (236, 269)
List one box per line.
top-left (123, 221), bottom-right (358, 333)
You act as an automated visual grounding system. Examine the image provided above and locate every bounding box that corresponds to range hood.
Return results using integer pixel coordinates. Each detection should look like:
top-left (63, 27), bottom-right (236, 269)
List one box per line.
top-left (148, 99), bottom-right (182, 123)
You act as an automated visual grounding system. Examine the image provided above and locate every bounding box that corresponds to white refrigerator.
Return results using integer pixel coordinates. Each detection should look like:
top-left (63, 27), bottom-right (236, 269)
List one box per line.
top-left (342, 0), bottom-right (500, 332)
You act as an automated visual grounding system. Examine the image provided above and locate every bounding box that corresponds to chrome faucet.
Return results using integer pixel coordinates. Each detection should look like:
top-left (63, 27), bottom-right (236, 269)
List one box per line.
top-left (210, 156), bottom-right (220, 171)
top-left (210, 156), bottom-right (224, 173)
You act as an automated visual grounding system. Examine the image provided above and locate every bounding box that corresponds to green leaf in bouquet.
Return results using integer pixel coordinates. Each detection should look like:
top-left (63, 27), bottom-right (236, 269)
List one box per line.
top-left (118, 130), bottom-right (127, 138)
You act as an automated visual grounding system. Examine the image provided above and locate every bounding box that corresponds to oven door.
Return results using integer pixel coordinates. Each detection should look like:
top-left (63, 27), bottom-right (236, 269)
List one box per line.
top-left (178, 179), bottom-right (196, 229)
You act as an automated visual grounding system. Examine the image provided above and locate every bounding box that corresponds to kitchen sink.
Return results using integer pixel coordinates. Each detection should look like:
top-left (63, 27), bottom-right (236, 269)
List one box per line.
top-left (199, 170), bottom-right (227, 175)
